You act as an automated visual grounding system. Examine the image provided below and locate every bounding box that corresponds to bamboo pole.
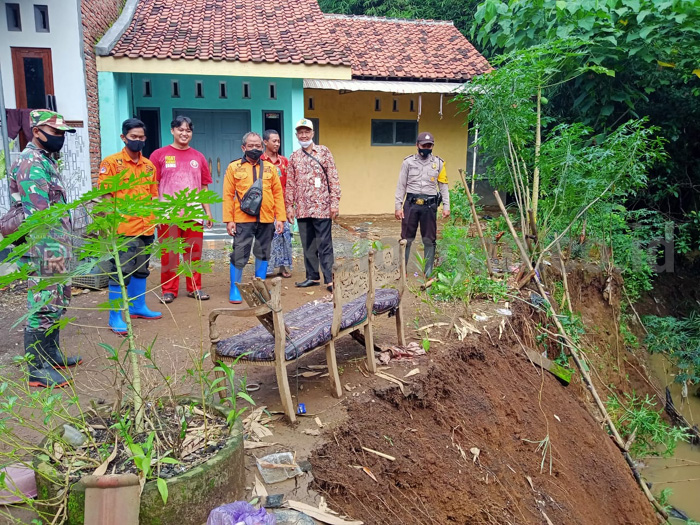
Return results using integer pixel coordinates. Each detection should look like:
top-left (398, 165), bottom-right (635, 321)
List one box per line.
top-left (555, 237), bottom-right (573, 313)
top-left (493, 191), bottom-right (669, 521)
top-left (459, 169), bottom-right (494, 277)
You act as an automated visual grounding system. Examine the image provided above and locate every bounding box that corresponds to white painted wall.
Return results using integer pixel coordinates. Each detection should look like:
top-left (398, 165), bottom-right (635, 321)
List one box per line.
top-left (0, 0), bottom-right (93, 212)
top-left (1, 0), bottom-right (88, 121)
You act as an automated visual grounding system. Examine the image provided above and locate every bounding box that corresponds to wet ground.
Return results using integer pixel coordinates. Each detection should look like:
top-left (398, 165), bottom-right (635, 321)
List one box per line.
top-left (0, 214), bottom-right (688, 524)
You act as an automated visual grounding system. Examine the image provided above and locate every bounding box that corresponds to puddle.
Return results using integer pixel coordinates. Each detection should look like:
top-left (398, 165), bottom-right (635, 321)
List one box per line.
top-left (643, 353), bottom-right (700, 522)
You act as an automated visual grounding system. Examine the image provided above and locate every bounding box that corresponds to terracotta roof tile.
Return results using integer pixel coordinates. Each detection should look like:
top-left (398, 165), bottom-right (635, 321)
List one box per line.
top-left (109, 0), bottom-right (350, 66)
top-left (326, 14), bottom-right (491, 81)
top-left (107, 1), bottom-right (490, 81)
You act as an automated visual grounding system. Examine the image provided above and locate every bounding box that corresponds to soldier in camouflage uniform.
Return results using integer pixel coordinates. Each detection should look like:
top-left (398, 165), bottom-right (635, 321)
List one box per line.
top-left (9, 109), bottom-right (82, 388)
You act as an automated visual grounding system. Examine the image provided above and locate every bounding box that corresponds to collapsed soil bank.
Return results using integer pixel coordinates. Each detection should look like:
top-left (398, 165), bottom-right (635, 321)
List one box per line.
top-left (310, 261), bottom-right (661, 525)
top-left (311, 329), bottom-right (657, 524)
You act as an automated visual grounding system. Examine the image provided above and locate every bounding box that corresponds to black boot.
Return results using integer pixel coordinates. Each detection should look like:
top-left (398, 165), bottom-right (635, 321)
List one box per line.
top-left (424, 243), bottom-right (436, 278)
top-left (45, 329), bottom-right (82, 369)
top-left (24, 330), bottom-right (70, 388)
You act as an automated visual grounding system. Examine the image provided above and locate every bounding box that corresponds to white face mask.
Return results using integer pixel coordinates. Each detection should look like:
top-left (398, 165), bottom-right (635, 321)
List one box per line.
top-left (298, 140), bottom-right (313, 148)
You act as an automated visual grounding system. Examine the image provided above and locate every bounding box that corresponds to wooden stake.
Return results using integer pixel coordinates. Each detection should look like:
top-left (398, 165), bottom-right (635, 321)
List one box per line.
top-left (555, 237), bottom-right (573, 313)
top-left (362, 446), bottom-right (396, 461)
top-left (459, 169), bottom-right (494, 277)
top-left (493, 191), bottom-right (669, 521)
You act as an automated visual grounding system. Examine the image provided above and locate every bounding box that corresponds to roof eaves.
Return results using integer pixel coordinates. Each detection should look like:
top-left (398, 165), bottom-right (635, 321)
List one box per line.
top-left (324, 13), bottom-right (455, 26)
top-left (95, 0), bottom-right (140, 56)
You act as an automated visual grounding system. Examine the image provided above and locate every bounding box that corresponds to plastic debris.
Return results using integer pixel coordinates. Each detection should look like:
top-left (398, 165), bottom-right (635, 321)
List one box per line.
top-left (0, 464), bottom-right (37, 503)
top-left (270, 509), bottom-right (315, 525)
top-left (529, 292), bottom-right (546, 308)
top-left (256, 452), bottom-right (303, 484)
top-left (62, 424), bottom-right (86, 447)
top-left (376, 341), bottom-right (426, 364)
top-left (207, 501), bottom-right (276, 525)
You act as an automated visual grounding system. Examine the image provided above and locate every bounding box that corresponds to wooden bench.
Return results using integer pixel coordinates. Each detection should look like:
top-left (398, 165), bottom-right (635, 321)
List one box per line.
top-left (208, 240), bottom-right (407, 422)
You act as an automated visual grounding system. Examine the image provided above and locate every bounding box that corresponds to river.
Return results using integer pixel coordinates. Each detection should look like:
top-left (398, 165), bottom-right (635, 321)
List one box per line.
top-left (642, 353), bottom-right (700, 523)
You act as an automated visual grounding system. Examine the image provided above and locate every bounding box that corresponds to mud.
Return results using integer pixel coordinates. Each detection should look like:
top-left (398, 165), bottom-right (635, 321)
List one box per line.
top-left (311, 322), bottom-right (658, 524)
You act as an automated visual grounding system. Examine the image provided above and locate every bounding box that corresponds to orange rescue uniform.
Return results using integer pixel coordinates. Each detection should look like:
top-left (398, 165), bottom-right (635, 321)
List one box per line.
top-left (222, 158), bottom-right (287, 224)
top-left (98, 148), bottom-right (159, 236)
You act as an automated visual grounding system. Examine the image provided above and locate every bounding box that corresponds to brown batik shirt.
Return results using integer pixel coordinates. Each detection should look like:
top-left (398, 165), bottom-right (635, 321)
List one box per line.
top-left (285, 144), bottom-right (341, 220)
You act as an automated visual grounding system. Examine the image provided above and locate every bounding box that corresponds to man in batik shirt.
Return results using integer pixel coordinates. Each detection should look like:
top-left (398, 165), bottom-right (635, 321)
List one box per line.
top-left (285, 119), bottom-right (341, 292)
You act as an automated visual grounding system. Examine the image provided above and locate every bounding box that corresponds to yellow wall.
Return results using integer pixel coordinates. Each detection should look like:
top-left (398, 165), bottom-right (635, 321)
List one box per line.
top-left (97, 56), bottom-right (352, 80)
top-left (305, 89), bottom-right (469, 216)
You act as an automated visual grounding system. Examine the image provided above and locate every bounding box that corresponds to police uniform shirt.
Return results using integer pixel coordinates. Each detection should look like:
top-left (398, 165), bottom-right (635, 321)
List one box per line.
top-left (394, 153), bottom-right (450, 210)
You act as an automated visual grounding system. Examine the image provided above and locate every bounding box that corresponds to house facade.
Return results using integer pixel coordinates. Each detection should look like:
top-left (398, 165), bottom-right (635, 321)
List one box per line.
top-left (304, 14), bottom-right (491, 215)
top-left (0, 0), bottom-right (123, 213)
top-left (95, 0), bottom-right (351, 222)
top-left (95, 0), bottom-right (491, 219)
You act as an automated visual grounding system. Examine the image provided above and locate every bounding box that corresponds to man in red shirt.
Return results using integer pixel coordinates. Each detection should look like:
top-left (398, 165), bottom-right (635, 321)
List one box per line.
top-left (261, 129), bottom-right (292, 278)
top-left (150, 116), bottom-right (214, 303)
top-left (286, 119), bottom-right (341, 292)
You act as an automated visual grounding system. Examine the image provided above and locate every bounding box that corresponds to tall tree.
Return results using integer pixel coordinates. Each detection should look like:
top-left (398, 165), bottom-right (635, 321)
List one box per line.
top-left (472, 0), bottom-right (700, 230)
top-left (318, 0), bottom-right (481, 35)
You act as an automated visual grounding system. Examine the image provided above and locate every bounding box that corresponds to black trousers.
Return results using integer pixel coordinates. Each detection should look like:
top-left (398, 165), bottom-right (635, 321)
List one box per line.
top-left (230, 222), bottom-right (274, 269)
top-left (401, 200), bottom-right (437, 245)
top-left (108, 235), bottom-right (153, 286)
top-left (297, 218), bottom-right (334, 284)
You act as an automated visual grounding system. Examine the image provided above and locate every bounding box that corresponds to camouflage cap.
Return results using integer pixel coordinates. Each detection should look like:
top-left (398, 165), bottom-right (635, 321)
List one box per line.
top-left (30, 110), bottom-right (76, 133)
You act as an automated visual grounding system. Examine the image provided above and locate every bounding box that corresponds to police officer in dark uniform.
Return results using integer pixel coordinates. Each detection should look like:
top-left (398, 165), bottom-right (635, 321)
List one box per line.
top-left (394, 131), bottom-right (450, 277)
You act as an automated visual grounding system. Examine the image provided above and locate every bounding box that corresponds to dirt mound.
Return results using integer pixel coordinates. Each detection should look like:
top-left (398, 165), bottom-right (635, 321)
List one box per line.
top-left (311, 328), bottom-right (657, 524)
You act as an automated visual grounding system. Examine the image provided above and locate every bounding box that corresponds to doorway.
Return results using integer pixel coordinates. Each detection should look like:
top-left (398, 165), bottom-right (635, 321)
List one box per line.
top-left (263, 111), bottom-right (283, 148)
top-left (172, 109), bottom-right (250, 223)
top-left (11, 47), bottom-right (54, 109)
top-left (11, 47), bottom-right (54, 148)
top-left (136, 108), bottom-right (161, 158)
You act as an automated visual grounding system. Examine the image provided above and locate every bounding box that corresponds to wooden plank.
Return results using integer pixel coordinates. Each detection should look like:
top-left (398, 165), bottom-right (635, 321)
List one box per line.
top-left (522, 346), bottom-right (573, 385)
top-left (286, 500), bottom-right (363, 525)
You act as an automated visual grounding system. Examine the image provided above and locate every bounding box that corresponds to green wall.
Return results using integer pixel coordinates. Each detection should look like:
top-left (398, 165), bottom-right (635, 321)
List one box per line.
top-left (131, 74), bottom-right (302, 156)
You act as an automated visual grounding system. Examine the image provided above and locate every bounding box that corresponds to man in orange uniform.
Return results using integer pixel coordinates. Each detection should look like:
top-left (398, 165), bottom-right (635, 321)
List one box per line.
top-left (98, 118), bottom-right (162, 334)
top-left (223, 132), bottom-right (286, 303)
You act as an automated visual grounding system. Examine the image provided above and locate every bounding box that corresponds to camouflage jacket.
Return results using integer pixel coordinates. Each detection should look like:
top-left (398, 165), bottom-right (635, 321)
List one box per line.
top-left (9, 143), bottom-right (72, 262)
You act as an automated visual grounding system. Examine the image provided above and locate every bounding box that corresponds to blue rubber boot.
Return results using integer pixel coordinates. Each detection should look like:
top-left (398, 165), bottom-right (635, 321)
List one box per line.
top-left (108, 284), bottom-right (128, 335)
top-left (127, 277), bottom-right (162, 319)
top-left (254, 259), bottom-right (268, 280)
top-left (229, 264), bottom-right (243, 304)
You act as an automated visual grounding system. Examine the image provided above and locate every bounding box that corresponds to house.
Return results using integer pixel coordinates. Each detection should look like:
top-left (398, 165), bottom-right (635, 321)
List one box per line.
top-left (0, 0), bottom-right (124, 214)
top-left (93, 0), bottom-right (491, 219)
top-left (305, 14), bottom-right (491, 215)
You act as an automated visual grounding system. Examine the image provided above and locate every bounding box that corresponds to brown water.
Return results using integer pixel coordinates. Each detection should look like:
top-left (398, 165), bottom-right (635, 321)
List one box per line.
top-left (642, 353), bottom-right (700, 523)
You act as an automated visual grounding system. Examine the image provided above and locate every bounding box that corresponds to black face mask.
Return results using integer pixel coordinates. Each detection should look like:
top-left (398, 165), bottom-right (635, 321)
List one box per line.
top-left (36, 130), bottom-right (65, 153)
top-left (125, 139), bottom-right (146, 153)
top-left (246, 149), bottom-right (263, 162)
top-left (418, 148), bottom-right (432, 158)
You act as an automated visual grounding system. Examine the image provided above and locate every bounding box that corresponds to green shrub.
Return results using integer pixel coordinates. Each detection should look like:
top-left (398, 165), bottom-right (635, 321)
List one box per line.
top-left (430, 224), bottom-right (508, 303)
top-left (643, 314), bottom-right (700, 385)
top-left (606, 392), bottom-right (689, 458)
